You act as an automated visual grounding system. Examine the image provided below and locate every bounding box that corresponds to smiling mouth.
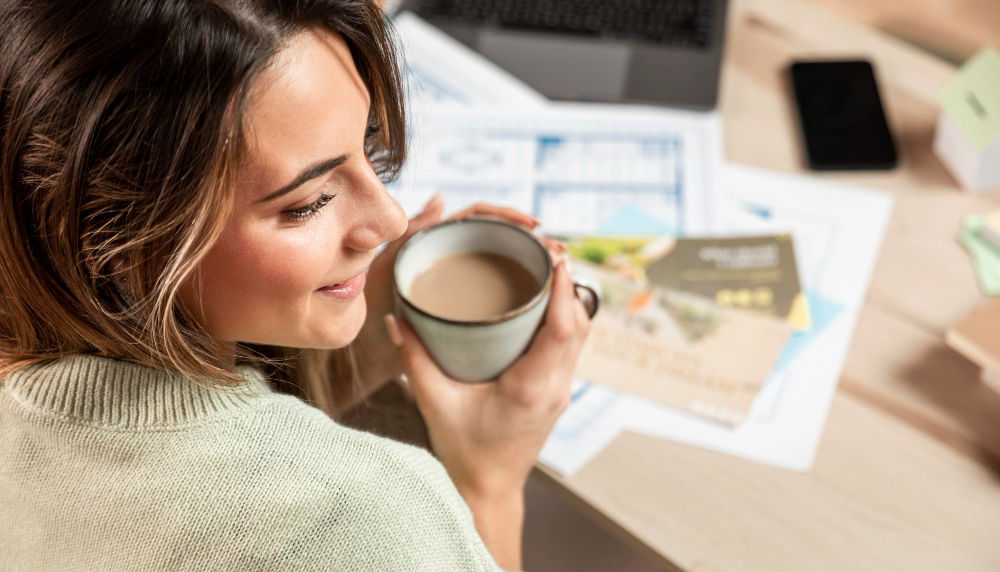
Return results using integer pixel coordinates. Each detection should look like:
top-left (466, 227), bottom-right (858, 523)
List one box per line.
top-left (316, 271), bottom-right (366, 299)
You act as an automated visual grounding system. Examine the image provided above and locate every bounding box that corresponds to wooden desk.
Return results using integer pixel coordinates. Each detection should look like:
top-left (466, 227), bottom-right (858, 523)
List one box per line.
top-left (537, 0), bottom-right (1000, 570)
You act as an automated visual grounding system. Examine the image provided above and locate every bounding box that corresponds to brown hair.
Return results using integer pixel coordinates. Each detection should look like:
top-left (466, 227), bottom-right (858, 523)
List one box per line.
top-left (0, 0), bottom-right (406, 410)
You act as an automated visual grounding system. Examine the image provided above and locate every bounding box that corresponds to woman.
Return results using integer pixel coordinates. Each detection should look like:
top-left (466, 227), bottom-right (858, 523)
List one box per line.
top-left (0, 1), bottom-right (589, 570)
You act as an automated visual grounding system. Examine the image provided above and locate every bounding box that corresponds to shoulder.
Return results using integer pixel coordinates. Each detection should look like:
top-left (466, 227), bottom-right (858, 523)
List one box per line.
top-left (254, 392), bottom-right (461, 518)
top-left (225, 390), bottom-right (502, 571)
top-left (259, 391), bottom-right (448, 493)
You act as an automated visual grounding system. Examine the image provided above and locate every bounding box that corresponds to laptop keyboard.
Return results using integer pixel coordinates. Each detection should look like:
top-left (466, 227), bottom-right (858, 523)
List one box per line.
top-left (414, 0), bottom-right (715, 49)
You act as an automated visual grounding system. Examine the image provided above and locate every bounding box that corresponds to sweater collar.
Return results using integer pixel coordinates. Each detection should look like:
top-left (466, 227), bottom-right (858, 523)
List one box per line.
top-left (2, 354), bottom-right (272, 428)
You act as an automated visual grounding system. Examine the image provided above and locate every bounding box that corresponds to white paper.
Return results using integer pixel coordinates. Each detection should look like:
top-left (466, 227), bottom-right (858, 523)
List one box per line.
top-left (389, 103), bottom-right (724, 235)
top-left (539, 165), bottom-right (894, 474)
top-left (392, 13), bottom-right (548, 112)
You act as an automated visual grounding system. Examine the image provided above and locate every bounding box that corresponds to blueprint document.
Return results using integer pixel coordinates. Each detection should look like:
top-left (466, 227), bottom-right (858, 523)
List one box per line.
top-left (389, 103), bottom-right (724, 235)
top-left (391, 14), bottom-right (723, 233)
top-left (539, 165), bottom-right (894, 475)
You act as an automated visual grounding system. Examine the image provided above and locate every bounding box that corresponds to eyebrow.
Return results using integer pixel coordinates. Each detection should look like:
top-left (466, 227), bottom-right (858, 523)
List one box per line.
top-left (258, 155), bottom-right (349, 203)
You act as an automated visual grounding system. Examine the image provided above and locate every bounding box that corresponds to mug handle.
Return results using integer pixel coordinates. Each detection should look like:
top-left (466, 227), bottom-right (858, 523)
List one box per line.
top-left (569, 263), bottom-right (601, 319)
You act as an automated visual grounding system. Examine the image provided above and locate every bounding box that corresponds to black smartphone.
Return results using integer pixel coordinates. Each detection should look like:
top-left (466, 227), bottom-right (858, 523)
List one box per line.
top-left (790, 60), bottom-right (898, 171)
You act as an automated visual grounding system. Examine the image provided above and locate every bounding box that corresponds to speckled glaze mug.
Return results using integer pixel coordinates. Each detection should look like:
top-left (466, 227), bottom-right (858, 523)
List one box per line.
top-left (393, 218), bottom-right (600, 382)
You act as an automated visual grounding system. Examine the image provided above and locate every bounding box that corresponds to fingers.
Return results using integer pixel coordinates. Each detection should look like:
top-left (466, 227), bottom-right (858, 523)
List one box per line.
top-left (446, 203), bottom-right (540, 229)
top-left (542, 236), bottom-right (567, 259)
top-left (502, 258), bottom-right (584, 388)
top-left (383, 314), bottom-right (449, 407)
top-left (404, 192), bottom-right (445, 239)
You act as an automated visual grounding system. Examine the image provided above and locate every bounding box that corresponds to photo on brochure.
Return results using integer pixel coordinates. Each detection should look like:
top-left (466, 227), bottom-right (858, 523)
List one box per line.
top-left (563, 235), bottom-right (801, 427)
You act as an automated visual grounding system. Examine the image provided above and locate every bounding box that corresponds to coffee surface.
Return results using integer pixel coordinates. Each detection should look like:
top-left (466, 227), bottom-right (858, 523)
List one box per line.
top-left (408, 252), bottom-right (540, 321)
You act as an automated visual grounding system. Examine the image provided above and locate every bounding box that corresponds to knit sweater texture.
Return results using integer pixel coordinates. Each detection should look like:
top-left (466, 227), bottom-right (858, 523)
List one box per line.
top-left (0, 354), bottom-right (504, 571)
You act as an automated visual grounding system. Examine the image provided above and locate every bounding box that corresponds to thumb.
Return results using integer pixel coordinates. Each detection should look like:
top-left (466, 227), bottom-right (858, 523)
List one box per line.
top-left (383, 313), bottom-right (449, 407)
top-left (413, 191), bottom-right (445, 228)
top-left (405, 192), bottom-right (445, 239)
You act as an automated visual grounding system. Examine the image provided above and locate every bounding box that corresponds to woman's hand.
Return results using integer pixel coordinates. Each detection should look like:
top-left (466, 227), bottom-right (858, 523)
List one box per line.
top-left (352, 193), bottom-right (444, 400)
top-left (351, 195), bottom-right (541, 410)
top-left (384, 257), bottom-right (590, 570)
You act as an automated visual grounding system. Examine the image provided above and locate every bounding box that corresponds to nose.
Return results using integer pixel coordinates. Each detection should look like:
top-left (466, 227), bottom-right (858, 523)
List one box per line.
top-left (340, 164), bottom-right (408, 253)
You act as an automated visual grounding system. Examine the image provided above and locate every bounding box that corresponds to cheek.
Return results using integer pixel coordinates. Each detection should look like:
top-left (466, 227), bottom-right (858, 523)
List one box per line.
top-left (194, 219), bottom-right (337, 339)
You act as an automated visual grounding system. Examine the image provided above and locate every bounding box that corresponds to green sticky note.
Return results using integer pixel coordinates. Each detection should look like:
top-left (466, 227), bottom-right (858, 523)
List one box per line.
top-left (959, 214), bottom-right (1000, 295)
top-left (938, 47), bottom-right (1000, 150)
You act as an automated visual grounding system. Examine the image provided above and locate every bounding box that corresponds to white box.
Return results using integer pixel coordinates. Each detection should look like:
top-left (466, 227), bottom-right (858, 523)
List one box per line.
top-left (933, 48), bottom-right (1000, 193)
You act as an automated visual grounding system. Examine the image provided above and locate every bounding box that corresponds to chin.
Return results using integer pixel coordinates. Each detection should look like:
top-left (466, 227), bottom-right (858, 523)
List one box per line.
top-left (317, 292), bottom-right (367, 349)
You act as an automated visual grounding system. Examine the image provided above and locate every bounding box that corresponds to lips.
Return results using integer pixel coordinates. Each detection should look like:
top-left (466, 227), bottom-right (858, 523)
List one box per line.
top-left (316, 271), bottom-right (366, 299)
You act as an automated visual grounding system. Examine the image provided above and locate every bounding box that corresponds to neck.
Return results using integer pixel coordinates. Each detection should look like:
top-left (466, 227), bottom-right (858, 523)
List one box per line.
top-left (2, 353), bottom-right (269, 428)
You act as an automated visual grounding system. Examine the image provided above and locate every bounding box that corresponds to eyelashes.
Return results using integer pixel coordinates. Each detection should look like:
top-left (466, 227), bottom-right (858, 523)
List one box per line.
top-left (285, 192), bottom-right (335, 223)
top-left (283, 123), bottom-right (378, 224)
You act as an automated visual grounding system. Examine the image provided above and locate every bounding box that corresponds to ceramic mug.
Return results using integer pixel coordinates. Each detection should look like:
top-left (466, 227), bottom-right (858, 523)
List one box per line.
top-left (393, 217), bottom-right (600, 382)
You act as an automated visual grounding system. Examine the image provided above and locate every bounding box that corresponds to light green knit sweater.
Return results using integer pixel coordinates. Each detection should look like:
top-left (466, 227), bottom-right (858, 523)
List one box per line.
top-left (0, 354), bottom-right (504, 571)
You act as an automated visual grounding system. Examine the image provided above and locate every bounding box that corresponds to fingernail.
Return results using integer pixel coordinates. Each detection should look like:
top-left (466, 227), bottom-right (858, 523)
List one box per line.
top-left (384, 314), bottom-right (403, 347)
top-left (424, 192), bottom-right (444, 213)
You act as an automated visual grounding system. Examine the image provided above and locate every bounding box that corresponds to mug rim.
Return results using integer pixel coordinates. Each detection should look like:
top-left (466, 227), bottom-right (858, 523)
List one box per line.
top-left (393, 217), bottom-right (555, 327)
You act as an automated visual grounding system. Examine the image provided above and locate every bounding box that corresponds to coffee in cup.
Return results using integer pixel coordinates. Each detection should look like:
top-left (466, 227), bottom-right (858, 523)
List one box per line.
top-left (407, 252), bottom-right (540, 321)
top-left (393, 217), bottom-right (600, 382)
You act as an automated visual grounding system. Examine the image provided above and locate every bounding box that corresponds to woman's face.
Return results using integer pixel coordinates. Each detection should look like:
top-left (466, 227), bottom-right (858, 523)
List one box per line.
top-left (181, 29), bottom-right (407, 349)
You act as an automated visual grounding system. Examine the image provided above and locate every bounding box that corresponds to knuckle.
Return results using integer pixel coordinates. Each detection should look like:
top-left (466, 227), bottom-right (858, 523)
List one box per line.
top-left (549, 390), bottom-right (571, 415)
top-left (511, 382), bottom-right (544, 408)
top-left (545, 398), bottom-right (561, 416)
top-left (557, 392), bottom-right (572, 414)
top-left (543, 383), bottom-right (572, 417)
top-left (549, 320), bottom-right (575, 343)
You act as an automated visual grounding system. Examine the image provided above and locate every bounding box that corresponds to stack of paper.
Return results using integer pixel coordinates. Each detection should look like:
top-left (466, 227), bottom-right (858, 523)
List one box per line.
top-left (540, 166), bottom-right (892, 473)
top-left (391, 13), bottom-right (895, 475)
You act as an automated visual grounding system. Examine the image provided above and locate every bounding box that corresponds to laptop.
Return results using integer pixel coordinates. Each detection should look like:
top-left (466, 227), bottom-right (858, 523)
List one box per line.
top-left (400, 0), bottom-right (730, 110)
